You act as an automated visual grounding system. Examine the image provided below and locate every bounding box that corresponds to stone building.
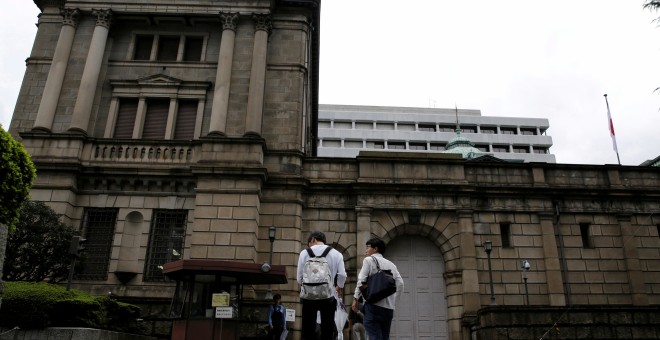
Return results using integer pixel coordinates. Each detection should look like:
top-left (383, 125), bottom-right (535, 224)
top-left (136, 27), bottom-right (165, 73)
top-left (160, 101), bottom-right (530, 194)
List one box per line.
top-left (7, 0), bottom-right (660, 339)
top-left (317, 104), bottom-right (556, 163)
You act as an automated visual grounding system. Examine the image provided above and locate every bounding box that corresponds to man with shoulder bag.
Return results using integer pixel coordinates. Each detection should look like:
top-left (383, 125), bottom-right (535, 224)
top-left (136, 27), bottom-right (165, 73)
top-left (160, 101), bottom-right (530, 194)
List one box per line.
top-left (351, 238), bottom-right (404, 340)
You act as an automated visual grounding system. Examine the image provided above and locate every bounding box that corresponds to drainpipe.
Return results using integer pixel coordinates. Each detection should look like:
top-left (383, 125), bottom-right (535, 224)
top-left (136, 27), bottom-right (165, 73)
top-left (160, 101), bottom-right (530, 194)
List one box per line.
top-left (553, 200), bottom-right (571, 306)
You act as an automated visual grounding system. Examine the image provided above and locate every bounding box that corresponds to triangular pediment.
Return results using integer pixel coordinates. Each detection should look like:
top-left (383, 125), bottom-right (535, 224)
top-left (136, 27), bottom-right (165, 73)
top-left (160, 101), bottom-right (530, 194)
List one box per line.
top-left (136, 74), bottom-right (183, 86)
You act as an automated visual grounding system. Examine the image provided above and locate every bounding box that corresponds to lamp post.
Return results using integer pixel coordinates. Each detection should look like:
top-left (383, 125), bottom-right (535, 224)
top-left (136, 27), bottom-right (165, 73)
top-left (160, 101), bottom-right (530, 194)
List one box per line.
top-left (264, 225), bottom-right (276, 299)
top-left (521, 260), bottom-right (530, 305)
top-left (483, 240), bottom-right (496, 305)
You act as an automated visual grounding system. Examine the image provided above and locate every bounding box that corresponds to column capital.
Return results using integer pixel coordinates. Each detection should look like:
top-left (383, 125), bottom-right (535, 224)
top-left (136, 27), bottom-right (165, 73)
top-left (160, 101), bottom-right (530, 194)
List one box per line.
top-left (61, 8), bottom-right (81, 28)
top-left (92, 8), bottom-right (113, 28)
top-left (252, 13), bottom-right (272, 34)
top-left (219, 12), bottom-right (239, 31)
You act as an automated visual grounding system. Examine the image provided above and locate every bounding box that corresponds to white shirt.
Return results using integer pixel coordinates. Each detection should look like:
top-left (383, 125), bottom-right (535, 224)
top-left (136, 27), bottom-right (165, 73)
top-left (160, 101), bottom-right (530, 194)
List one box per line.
top-left (297, 244), bottom-right (347, 288)
top-left (353, 253), bottom-right (404, 310)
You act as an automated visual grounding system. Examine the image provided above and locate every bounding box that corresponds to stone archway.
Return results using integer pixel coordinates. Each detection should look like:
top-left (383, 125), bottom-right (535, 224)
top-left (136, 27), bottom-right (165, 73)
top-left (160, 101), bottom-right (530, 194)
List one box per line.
top-left (387, 235), bottom-right (448, 340)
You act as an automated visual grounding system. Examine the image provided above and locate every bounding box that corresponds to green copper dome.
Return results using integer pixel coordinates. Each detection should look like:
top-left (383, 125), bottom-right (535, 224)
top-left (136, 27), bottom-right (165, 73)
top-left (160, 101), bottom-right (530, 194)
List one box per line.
top-left (442, 129), bottom-right (489, 159)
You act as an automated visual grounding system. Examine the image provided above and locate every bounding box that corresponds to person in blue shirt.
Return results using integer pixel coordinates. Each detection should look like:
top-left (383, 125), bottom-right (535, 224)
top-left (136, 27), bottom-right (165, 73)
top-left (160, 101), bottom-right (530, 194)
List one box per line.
top-left (267, 294), bottom-right (286, 340)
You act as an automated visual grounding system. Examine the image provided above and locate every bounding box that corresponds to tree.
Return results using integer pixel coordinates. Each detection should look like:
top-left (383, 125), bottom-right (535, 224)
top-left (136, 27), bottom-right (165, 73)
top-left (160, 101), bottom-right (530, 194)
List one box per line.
top-left (0, 125), bottom-right (36, 308)
top-left (644, 0), bottom-right (660, 13)
top-left (0, 126), bottom-right (36, 231)
top-left (3, 201), bottom-right (78, 283)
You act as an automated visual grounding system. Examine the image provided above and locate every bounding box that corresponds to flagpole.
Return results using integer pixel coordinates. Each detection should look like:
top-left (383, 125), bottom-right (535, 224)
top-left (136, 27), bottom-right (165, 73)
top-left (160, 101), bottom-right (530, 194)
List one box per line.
top-left (603, 94), bottom-right (621, 165)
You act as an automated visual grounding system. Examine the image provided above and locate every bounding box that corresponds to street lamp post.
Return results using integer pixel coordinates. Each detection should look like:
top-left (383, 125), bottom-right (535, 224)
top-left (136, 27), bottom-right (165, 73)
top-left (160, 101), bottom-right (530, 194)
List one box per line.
top-left (521, 260), bottom-right (530, 305)
top-left (265, 225), bottom-right (276, 299)
top-left (483, 240), bottom-right (496, 305)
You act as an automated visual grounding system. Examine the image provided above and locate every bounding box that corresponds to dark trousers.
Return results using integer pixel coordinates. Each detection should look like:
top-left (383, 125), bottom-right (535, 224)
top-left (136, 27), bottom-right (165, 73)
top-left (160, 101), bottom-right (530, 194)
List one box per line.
top-left (301, 297), bottom-right (336, 340)
top-left (268, 325), bottom-right (284, 340)
top-left (363, 303), bottom-right (394, 340)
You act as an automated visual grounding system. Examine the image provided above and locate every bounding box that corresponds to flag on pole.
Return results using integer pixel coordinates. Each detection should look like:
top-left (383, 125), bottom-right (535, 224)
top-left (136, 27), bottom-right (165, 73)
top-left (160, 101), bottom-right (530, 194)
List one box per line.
top-left (604, 95), bottom-right (618, 153)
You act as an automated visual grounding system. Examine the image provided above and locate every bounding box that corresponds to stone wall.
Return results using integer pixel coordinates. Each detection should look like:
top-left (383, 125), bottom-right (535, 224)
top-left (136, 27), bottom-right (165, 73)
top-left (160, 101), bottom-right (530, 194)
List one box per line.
top-left (474, 306), bottom-right (660, 339)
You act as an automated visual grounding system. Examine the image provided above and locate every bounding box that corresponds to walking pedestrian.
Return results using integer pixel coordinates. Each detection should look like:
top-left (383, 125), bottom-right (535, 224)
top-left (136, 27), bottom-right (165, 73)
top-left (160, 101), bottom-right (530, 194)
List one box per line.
top-left (351, 238), bottom-right (404, 340)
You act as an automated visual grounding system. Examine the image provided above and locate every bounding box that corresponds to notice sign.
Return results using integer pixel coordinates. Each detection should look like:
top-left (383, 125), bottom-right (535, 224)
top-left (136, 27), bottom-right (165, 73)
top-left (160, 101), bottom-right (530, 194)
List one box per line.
top-left (285, 309), bottom-right (295, 322)
top-left (215, 307), bottom-right (234, 319)
top-left (212, 293), bottom-right (230, 307)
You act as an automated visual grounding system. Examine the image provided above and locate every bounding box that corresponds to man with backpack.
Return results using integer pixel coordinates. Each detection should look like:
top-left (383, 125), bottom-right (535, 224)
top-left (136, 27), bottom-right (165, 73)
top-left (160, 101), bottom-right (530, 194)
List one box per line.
top-left (297, 231), bottom-right (347, 340)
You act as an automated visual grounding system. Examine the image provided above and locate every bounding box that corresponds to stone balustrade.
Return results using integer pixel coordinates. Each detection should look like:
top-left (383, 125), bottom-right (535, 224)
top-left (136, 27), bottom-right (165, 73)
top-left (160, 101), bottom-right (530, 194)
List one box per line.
top-left (90, 141), bottom-right (197, 164)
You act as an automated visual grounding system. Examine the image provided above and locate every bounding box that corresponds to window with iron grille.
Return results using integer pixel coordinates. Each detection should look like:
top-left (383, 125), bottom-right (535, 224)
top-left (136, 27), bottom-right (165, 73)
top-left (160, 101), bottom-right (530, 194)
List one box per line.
top-left (500, 223), bottom-right (512, 248)
top-left (76, 208), bottom-right (118, 280)
top-left (144, 209), bottom-right (188, 281)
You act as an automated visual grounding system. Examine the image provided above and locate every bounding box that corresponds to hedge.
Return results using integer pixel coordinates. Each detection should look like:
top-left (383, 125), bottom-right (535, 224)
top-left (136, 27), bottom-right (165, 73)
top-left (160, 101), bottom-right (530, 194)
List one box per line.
top-left (0, 282), bottom-right (146, 334)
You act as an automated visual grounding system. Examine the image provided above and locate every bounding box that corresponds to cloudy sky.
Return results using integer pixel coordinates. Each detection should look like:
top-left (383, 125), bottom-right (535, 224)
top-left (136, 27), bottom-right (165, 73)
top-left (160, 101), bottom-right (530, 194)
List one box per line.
top-left (2, 1), bottom-right (660, 165)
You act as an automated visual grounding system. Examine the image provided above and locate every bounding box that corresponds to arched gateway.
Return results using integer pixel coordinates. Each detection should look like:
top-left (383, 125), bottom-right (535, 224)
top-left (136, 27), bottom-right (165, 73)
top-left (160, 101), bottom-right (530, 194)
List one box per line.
top-left (387, 235), bottom-right (448, 339)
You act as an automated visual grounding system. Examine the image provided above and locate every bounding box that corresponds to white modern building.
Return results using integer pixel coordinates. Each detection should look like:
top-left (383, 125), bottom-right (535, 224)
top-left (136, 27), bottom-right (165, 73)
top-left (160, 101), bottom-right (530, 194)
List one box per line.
top-left (317, 104), bottom-right (556, 163)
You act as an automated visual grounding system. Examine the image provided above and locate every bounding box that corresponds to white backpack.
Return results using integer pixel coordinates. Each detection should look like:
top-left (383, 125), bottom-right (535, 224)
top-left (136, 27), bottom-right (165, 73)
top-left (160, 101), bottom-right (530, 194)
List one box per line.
top-left (300, 247), bottom-right (334, 300)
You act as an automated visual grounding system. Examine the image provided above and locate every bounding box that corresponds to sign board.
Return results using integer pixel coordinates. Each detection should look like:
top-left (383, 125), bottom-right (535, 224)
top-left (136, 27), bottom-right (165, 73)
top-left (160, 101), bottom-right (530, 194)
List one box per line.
top-left (215, 306), bottom-right (234, 319)
top-left (212, 293), bottom-right (230, 307)
top-left (285, 308), bottom-right (295, 322)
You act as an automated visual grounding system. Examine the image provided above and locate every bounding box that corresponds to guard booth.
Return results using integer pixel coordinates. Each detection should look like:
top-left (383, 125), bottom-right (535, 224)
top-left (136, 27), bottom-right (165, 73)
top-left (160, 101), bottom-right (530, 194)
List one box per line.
top-left (163, 260), bottom-right (288, 340)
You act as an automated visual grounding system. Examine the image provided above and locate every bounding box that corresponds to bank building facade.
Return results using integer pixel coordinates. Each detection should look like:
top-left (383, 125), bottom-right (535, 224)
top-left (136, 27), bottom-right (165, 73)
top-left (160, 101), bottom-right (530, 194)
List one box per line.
top-left (6, 0), bottom-right (660, 339)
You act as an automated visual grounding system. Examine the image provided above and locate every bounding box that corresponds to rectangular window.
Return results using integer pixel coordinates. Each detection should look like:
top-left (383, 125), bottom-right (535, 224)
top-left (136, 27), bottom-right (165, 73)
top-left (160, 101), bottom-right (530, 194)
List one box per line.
top-left (492, 145), bottom-right (508, 153)
top-left (76, 208), bottom-right (118, 280)
top-left (183, 37), bottom-right (204, 61)
top-left (418, 124), bottom-right (436, 132)
top-left (520, 128), bottom-right (536, 135)
top-left (114, 98), bottom-right (138, 138)
top-left (430, 143), bottom-right (445, 151)
top-left (475, 144), bottom-right (489, 152)
top-left (462, 125), bottom-right (477, 133)
top-left (438, 125), bottom-right (454, 132)
top-left (323, 139), bottom-right (341, 148)
top-left (481, 127), bottom-right (496, 134)
top-left (513, 146), bottom-right (529, 153)
top-left (500, 223), bottom-right (511, 248)
top-left (376, 122), bottom-right (395, 130)
top-left (133, 35), bottom-right (154, 60)
top-left (144, 209), bottom-right (188, 282)
top-left (398, 123), bottom-right (415, 131)
top-left (372, 141), bottom-right (385, 149)
top-left (355, 122), bottom-right (373, 130)
top-left (388, 142), bottom-right (405, 150)
top-left (409, 143), bottom-right (427, 150)
top-left (142, 99), bottom-right (170, 139)
top-left (344, 140), bottom-right (363, 148)
top-left (334, 121), bottom-right (352, 129)
top-left (157, 36), bottom-right (180, 61)
top-left (500, 127), bottom-right (517, 135)
top-left (580, 223), bottom-right (592, 248)
top-left (173, 100), bottom-right (198, 140)
top-left (534, 147), bottom-right (548, 154)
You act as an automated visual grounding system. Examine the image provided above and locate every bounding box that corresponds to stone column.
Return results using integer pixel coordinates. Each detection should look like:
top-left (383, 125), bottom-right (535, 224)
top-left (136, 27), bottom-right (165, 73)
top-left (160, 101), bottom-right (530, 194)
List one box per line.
top-left (69, 9), bottom-right (112, 134)
top-left (619, 214), bottom-right (648, 305)
top-left (33, 8), bottom-right (80, 132)
top-left (355, 207), bottom-right (372, 265)
top-left (540, 213), bottom-right (566, 306)
top-left (208, 12), bottom-right (239, 136)
top-left (244, 14), bottom-right (271, 137)
top-left (457, 210), bottom-right (479, 314)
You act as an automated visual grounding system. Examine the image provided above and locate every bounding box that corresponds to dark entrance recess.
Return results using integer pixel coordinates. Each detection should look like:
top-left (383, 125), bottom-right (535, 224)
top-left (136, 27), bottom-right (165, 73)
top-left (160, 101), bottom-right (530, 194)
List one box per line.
top-left (163, 260), bottom-right (288, 340)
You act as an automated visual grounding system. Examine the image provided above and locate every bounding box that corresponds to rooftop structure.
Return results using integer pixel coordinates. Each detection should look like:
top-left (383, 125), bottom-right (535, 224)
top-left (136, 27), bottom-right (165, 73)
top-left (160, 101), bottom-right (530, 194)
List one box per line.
top-left (317, 104), bottom-right (556, 162)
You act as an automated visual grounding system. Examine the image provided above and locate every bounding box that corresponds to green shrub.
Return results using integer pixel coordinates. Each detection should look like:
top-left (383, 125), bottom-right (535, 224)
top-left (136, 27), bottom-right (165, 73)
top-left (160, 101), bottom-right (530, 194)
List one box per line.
top-left (0, 282), bottom-right (146, 334)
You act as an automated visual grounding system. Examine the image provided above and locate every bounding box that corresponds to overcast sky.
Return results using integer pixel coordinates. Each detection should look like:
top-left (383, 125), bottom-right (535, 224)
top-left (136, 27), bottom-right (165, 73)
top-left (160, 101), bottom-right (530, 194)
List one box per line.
top-left (2, 1), bottom-right (660, 165)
